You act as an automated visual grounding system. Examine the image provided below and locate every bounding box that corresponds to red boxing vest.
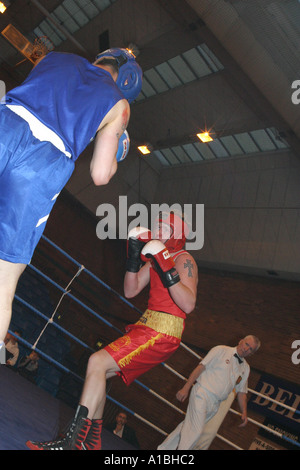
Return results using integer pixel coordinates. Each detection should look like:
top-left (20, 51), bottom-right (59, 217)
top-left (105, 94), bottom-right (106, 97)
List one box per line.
top-left (147, 250), bottom-right (188, 319)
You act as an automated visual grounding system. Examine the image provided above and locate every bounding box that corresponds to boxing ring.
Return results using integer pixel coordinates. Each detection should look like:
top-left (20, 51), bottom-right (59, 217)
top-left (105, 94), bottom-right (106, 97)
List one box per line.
top-left (1, 235), bottom-right (300, 451)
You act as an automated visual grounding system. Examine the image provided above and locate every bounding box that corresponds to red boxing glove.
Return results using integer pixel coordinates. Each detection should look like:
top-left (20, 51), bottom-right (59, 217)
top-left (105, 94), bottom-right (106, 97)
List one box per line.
top-left (126, 227), bottom-right (152, 272)
top-left (141, 240), bottom-right (180, 287)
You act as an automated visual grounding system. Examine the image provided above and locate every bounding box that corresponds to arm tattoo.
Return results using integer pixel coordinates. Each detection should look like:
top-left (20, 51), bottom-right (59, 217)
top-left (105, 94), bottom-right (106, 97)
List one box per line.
top-left (184, 259), bottom-right (194, 277)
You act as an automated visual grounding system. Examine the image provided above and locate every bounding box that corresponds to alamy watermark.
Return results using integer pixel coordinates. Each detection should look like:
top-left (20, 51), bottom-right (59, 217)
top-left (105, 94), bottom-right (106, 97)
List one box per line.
top-left (0, 341), bottom-right (6, 365)
top-left (291, 340), bottom-right (300, 365)
top-left (95, 197), bottom-right (204, 251)
top-left (291, 80), bottom-right (300, 105)
top-left (0, 80), bottom-right (6, 103)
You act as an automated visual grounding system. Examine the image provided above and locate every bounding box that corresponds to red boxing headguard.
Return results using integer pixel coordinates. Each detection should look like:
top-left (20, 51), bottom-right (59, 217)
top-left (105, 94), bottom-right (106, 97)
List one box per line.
top-left (157, 211), bottom-right (189, 253)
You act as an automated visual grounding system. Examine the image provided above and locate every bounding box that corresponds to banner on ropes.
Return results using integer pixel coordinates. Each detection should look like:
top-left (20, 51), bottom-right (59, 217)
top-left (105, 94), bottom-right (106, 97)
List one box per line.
top-left (248, 374), bottom-right (300, 434)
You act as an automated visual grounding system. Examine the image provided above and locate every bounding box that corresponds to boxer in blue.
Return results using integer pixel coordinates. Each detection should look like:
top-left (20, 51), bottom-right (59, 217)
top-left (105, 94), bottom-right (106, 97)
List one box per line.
top-left (0, 48), bottom-right (142, 349)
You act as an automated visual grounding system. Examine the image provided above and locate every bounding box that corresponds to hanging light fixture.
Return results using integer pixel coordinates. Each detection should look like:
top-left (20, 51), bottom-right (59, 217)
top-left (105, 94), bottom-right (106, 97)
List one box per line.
top-left (197, 131), bottom-right (213, 143)
top-left (0, 2), bottom-right (7, 13)
top-left (138, 144), bottom-right (152, 155)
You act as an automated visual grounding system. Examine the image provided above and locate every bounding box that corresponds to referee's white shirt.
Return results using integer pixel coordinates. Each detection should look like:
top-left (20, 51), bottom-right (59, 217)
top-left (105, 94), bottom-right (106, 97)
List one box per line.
top-left (197, 345), bottom-right (249, 401)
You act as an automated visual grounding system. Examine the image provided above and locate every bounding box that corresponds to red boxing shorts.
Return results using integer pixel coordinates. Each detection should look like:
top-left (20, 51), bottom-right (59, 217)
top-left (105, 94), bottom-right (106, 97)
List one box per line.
top-left (104, 309), bottom-right (184, 385)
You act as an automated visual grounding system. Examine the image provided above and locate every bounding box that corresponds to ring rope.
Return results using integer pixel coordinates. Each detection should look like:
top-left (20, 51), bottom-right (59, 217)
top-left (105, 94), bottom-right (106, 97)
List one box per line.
top-left (229, 408), bottom-right (300, 448)
top-left (215, 434), bottom-right (243, 450)
top-left (32, 290), bottom-right (71, 350)
top-left (180, 341), bottom-right (203, 359)
top-left (176, 349), bottom-right (300, 417)
top-left (168, 352), bottom-right (300, 448)
top-left (12, 291), bottom-right (237, 447)
top-left (7, 326), bottom-right (239, 449)
top-left (40, 236), bottom-right (299, 414)
top-left (15, 292), bottom-right (186, 416)
top-left (40, 236), bottom-right (300, 432)
top-left (14, 294), bottom-right (94, 353)
top-left (8, 331), bottom-right (83, 382)
top-left (8, 330), bottom-right (168, 438)
top-left (42, 235), bottom-right (141, 314)
top-left (29, 260), bottom-right (189, 378)
top-left (246, 389), bottom-right (300, 416)
top-left (14, 269), bottom-right (187, 429)
top-left (135, 381), bottom-right (185, 415)
top-left (105, 395), bottom-right (168, 436)
top-left (12, 235), bottom-right (297, 449)
top-left (15, 289), bottom-right (185, 418)
top-left (31, 264), bottom-right (84, 350)
top-left (40, 236), bottom-right (202, 369)
top-left (162, 363), bottom-right (188, 381)
top-left (12, 308), bottom-right (299, 451)
top-left (29, 255), bottom-right (300, 423)
top-left (26, 260), bottom-right (202, 422)
top-left (28, 263), bottom-right (123, 334)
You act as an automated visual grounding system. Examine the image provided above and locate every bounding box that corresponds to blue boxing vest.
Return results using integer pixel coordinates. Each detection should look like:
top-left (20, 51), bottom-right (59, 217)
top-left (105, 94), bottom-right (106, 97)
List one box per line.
top-left (5, 52), bottom-right (124, 161)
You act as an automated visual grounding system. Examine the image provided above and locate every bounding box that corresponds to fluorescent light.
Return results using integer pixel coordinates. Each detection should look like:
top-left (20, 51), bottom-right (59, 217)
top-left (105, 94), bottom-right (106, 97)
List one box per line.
top-left (197, 132), bottom-right (213, 143)
top-left (138, 145), bottom-right (151, 155)
top-left (0, 2), bottom-right (7, 13)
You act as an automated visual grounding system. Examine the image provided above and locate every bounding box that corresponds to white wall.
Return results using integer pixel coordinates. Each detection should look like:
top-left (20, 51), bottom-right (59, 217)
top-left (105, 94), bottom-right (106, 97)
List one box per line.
top-left (152, 150), bottom-right (300, 280)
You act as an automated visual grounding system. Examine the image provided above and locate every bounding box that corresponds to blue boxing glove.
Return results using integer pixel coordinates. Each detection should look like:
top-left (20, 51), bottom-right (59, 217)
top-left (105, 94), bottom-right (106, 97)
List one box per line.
top-left (116, 130), bottom-right (130, 162)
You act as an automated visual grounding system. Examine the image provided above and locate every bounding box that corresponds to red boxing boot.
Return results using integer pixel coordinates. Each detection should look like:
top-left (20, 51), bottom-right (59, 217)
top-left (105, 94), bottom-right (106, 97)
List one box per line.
top-left (82, 419), bottom-right (103, 450)
top-left (26, 405), bottom-right (91, 450)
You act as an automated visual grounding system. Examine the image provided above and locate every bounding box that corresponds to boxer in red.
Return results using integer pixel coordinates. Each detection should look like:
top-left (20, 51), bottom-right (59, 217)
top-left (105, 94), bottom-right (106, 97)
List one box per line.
top-left (26, 211), bottom-right (198, 450)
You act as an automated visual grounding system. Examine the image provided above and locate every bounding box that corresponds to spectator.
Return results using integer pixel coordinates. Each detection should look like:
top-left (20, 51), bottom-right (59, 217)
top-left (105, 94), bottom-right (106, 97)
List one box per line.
top-left (106, 411), bottom-right (140, 449)
top-left (5, 330), bottom-right (21, 367)
top-left (17, 350), bottom-right (39, 382)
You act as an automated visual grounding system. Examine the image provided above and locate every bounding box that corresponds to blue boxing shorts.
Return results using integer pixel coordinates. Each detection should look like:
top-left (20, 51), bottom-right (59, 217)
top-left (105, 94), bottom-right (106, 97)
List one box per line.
top-left (0, 105), bottom-right (74, 264)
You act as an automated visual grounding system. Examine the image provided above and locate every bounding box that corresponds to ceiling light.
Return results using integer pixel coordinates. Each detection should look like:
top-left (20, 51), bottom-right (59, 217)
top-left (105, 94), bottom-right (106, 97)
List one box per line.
top-left (138, 145), bottom-right (152, 155)
top-left (127, 43), bottom-right (140, 57)
top-left (0, 2), bottom-right (7, 13)
top-left (197, 132), bottom-right (213, 143)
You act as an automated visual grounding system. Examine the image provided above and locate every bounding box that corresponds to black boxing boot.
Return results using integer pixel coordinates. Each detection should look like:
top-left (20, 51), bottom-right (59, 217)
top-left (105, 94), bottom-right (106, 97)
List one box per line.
top-left (26, 405), bottom-right (91, 450)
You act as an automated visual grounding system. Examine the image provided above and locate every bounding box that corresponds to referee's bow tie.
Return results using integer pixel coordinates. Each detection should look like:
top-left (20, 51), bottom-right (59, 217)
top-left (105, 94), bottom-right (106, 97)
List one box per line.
top-left (234, 353), bottom-right (243, 364)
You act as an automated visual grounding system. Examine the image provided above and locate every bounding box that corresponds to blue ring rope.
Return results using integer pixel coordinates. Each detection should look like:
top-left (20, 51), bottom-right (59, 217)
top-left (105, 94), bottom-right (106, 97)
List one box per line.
top-left (41, 236), bottom-right (300, 419)
top-left (28, 263), bottom-right (124, 335)
top-left (7, 330), bottom-right (168, 436)
top-left (14, 294), bottom-right (94, 353)
top-left (10, 235), bottom-right (300, 447)
top-left (41, 235), bottom-right (142, 315)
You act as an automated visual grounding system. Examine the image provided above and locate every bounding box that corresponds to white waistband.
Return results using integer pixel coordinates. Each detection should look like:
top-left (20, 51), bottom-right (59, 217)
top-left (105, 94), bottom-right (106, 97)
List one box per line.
top-left (6, 104), bottom-right (72, 158)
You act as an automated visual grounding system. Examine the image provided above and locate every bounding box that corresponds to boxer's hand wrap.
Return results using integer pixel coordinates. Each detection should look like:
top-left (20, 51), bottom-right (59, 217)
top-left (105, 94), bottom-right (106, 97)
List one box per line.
top-left (141, 240), bottom-right (180, 288)
top-left (126, 227), bottom-right (152, 272)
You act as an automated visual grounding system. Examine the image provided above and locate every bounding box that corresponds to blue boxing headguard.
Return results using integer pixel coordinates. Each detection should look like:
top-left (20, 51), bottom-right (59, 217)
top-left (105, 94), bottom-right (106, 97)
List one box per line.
top-left (95, 48), bottom-right (143, 103)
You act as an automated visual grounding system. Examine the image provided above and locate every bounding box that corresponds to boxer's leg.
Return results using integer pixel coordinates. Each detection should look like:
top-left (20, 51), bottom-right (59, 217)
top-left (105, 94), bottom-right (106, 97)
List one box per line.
top-left (0, 259), bottom-right (26, 342)
top-left (79, 350), bottom-right (120, 450)
top-left (26, 349), bottom-right (120, 450)
top-left (80, 349), bottom-right (120, 419)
